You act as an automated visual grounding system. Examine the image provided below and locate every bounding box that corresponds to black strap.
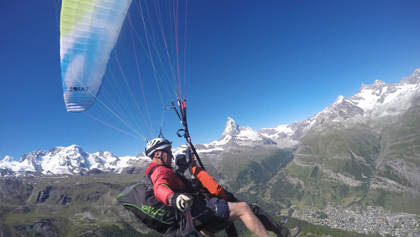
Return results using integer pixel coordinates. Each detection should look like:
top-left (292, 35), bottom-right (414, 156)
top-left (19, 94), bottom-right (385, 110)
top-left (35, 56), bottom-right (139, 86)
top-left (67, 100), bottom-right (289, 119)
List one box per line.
top-left (171, 99), bottom-right (206, 171)
top-left (145, 164), bottom-right (165, 186)
top-left (146, 165), bottom-right (188, 192)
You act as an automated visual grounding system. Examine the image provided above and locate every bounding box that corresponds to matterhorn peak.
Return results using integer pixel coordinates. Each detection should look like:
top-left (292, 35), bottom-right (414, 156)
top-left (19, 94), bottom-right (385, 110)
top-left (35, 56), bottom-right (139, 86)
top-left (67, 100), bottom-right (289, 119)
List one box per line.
top-left (221, 117), bottom-right (240, 138)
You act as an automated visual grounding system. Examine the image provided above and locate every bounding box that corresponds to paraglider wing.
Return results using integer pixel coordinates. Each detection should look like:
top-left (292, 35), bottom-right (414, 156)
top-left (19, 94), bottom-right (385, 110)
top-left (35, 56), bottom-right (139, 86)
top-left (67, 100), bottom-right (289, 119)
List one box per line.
top-left (60, 0), bottom-right (132, 112)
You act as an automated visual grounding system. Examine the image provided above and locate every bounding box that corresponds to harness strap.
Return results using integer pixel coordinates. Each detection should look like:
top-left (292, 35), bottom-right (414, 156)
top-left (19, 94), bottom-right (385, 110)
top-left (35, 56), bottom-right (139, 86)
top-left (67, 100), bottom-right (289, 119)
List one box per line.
top-left (145, 164), bottom-right (165, 186)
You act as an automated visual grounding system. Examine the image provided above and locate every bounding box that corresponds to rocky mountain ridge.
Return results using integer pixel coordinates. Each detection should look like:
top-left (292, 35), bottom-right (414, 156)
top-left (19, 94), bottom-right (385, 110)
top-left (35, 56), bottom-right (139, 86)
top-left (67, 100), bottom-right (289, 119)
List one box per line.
top-left (2, 68), bottom-right (420, 180)
top-left (275, 68), bottom-right (420, 215)
top-left (0, 145), bottom-right (150, 176)
top-left (1, 68), bottom-right (420, 236)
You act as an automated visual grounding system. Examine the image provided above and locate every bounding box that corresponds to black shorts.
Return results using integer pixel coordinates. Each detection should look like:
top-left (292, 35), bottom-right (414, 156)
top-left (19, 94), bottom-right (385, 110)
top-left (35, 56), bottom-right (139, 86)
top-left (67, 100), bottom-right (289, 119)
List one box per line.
top-left (191, 197), bottom-right (231, 232)
top-left (205, 197), bottom-right (230, 220)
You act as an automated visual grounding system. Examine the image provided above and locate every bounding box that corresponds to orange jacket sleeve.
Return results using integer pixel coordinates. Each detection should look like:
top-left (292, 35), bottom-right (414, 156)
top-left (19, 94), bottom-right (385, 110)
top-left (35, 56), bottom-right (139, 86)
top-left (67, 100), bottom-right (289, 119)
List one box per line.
top-left (192, 166), bottom-right (227, 200)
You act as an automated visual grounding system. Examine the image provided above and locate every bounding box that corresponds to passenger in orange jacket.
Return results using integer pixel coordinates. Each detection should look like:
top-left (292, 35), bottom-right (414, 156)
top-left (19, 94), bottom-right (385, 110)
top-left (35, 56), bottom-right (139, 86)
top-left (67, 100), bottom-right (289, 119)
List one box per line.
top-left (188, 158), bottom-right (298, 237)
top-left (192, 165), bottom-right (228, 200)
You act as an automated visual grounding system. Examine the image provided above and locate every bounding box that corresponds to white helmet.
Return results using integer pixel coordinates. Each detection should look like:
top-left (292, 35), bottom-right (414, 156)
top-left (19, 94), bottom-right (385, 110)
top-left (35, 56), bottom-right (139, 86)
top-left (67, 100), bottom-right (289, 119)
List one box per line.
top-left (145, 138), bottom-right (172, 157)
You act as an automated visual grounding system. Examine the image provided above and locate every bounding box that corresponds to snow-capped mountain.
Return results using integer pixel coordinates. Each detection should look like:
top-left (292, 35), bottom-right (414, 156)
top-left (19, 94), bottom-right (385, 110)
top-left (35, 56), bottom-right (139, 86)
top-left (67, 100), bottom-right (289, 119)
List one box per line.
top-left (319, 70), bottom-right (420, 120)
top-left (2, 68), bottom-right (420, 177)
top-left (206, 117), bottom-right (276, 148)
top-left (198, 67), bottom-right (420, 154)
top-left (1, 156), bottom-right (14, 162)
top-left (0, 145), bottom-right (150, 176)
top-left (259, 68), bottom-right (420, 144)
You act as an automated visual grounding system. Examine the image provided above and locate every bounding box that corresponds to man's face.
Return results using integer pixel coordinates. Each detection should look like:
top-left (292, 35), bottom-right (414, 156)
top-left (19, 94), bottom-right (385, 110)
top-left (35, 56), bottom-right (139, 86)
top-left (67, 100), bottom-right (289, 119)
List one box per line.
top-left (157, 148), bottom-right (173, 166)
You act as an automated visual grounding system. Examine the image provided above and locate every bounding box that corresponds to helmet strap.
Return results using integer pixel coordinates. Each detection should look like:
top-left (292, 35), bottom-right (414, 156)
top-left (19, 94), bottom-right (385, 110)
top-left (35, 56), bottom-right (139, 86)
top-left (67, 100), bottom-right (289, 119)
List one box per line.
top-left (157, 151), bottom-right (170, 167)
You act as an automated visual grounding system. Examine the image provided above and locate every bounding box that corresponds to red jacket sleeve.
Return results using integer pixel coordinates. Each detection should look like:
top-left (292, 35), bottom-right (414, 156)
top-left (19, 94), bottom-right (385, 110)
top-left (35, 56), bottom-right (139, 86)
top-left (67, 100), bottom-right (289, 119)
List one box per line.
top-left (192, 166), bottom-right (228, 200)
top-left (148, 164), bottom-right (187, 206)
top-left (150, 165), bottom-right (175, 206)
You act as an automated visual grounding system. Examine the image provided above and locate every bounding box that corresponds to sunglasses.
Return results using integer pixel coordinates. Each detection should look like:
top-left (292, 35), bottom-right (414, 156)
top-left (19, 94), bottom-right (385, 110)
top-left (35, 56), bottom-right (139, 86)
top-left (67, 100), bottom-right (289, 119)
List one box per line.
top-left (162, 148), bottom-right (173, 155)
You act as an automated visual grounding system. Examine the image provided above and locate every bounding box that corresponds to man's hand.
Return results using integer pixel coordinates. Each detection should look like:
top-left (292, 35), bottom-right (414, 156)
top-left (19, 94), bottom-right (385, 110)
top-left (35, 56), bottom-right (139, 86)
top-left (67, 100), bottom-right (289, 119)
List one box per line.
top-left (170, 193), bottom-right (193, 211)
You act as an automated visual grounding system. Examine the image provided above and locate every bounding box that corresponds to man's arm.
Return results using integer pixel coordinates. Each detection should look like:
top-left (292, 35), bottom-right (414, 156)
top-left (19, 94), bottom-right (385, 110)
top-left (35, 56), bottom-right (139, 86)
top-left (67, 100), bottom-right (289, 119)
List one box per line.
top-left (192, 166), bottom-right (228, 200)
top-left (151, 166), bottom-right (175, 205)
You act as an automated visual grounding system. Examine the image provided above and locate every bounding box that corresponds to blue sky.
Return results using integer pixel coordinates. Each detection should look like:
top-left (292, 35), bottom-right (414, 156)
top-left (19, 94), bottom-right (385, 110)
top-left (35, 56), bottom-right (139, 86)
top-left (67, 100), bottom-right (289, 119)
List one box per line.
top-left (1, 0), bottom-right (420, 160)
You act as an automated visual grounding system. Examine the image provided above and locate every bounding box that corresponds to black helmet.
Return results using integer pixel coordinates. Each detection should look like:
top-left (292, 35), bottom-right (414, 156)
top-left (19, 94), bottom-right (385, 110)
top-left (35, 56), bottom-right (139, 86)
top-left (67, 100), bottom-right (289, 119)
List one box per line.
top-left (145, 138), bottom-right (172, 157)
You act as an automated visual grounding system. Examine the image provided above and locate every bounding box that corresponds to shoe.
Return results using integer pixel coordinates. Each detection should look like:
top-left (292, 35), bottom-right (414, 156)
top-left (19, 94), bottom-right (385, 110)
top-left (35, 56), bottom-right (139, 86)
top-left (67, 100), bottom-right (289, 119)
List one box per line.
top-left (287, 226), bottom-right (301, 237)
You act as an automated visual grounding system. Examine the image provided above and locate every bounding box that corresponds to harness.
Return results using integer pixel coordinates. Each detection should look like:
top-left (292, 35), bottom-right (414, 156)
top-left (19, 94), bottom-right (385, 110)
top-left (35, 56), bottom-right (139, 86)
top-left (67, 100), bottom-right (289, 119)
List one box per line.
top-left (174, 149), bottom-right (234, 233)
top-left (117, 165), bottom-right (181, 235)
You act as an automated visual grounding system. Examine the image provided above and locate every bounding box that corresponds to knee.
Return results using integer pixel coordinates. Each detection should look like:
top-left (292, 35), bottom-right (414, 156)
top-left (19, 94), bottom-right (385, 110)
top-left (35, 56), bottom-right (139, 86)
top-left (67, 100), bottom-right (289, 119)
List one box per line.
top-left (238, 201), bottom-right (249, 209)
top-left (236, 202), bottom-right (252, 214)
top-left (228, 201), bottom-right (252, 220)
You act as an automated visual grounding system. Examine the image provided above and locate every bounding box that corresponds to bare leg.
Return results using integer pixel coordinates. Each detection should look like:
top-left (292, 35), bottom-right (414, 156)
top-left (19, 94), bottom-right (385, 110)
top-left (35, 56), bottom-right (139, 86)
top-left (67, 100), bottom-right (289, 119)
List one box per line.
top-left (200, 229), bottom-right (216, 237)
top-left (228, 202), bottom-right (271, 237)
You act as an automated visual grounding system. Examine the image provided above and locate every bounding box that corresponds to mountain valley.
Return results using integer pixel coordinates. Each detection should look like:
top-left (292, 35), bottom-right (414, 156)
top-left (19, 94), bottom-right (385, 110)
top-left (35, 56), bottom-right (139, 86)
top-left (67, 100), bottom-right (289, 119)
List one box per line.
top-left (1, 68), bottom-right (420, 236)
